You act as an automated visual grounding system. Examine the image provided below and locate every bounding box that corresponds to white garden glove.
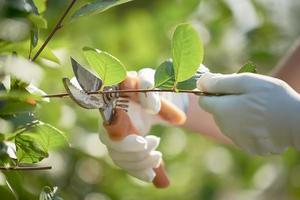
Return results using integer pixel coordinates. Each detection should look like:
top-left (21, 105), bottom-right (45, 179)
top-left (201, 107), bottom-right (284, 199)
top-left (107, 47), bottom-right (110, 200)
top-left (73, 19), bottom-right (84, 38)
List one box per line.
top-left (197, 72), bottom-right (300, 155)
top-left (99, 69), bottom-right (165, 182)
top-left (99, 66), bottom-right (208, 182)
top-left (99, 131), bottom-right (162, 182)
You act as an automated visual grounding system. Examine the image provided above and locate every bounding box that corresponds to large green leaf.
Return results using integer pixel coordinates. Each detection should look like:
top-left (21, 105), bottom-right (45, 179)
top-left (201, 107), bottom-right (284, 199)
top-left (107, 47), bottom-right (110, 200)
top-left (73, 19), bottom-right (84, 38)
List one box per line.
top-left (238, 62), bottom-right (257, 73)
top-left (83, 47), bottom-right (126, 87)
top-left (71, 0), bottom-right (133, 20)
top-left (154, 59), bottom-right (200, 90)
top-left (172, 24), bottom-right (204, 83)
top-left (15, 122), bottom-right (68, 163)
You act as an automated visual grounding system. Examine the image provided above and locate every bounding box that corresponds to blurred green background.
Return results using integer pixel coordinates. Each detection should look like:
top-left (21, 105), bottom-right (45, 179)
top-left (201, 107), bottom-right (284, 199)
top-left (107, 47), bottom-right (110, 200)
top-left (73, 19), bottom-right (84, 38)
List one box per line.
top-left (1, 0), bottom-right (300, 199)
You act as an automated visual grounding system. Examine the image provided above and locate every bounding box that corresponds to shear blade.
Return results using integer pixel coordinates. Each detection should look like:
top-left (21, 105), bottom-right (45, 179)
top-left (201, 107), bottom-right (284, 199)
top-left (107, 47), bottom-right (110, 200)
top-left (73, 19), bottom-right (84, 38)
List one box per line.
top-left (70, 57), bottom-right (102, 92)
top-left (63, 77), bottom-right (104, 109)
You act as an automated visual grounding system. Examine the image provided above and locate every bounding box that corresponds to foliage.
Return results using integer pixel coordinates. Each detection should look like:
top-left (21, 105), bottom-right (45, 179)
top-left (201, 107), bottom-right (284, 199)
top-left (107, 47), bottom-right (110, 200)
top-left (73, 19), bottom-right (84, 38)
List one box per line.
top-left (171, 24), bottom-right (204, 83)
top-left (82, 47), bottom-right (126, 88)
top-left (39, 186), bottom-right (63, 200)
top-left (15, 122), bottom-right (68, 163)
top-left (238, 62), bottom-right (257, 74)
top-left (71, 0), bottom-right (133, 20)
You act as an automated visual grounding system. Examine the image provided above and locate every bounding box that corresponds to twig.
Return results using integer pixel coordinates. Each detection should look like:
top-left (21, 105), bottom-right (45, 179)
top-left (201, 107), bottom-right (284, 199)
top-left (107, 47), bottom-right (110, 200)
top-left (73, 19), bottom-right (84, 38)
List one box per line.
top-left (31, 0), bottom-right (77, 62)
top-left (0, 166), bottom-right (52, 171)
top-left (42, 89), bottom-right (227, 98)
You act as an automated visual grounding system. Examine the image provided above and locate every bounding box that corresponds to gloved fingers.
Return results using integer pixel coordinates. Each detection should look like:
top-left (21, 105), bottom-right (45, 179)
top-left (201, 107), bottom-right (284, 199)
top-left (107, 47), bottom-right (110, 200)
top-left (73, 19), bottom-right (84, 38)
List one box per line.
top-left (145, 135), bottom-right (160, 150)
top-left (114, 151), bottom-right (162, 171)
top-left (256, 138), bottom-right (288, 155)
top-left (197, 72), bottom-right (252, 94)
top-left (99, 132), bottom-right (147, 152)
top-left (198, 95), bottom-right (238, 114)
top-left (232, 135), bottom-right (264, 155)
top-left (138, 68), bottom-right (161, 114)
top-left (108, 135), bottom-right (160, 162)
top-left (127, 169), bottom-right (156, 182)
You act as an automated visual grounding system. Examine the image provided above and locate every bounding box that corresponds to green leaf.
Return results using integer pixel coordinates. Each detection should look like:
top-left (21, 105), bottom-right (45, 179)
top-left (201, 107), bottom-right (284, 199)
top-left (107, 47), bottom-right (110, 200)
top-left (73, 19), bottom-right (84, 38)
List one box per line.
top-left (15, 132), bottom-right (48, 163)
top-left (26, 0), bottom-right (39, 14)
top-left (0, 142), bottom-right (17, 167)
top-left (176, 76), bottom-right (198, 90)
top-left (32, 41), bottom-right (59, 63)
top-left (71, 0), bottom-right (133, 20)
top-left (0, 41), bottom-right (59, 64)
top-left (83, 47), bottom-right (126, 87)
top-left (0, 101), bottom-right (36, 115)
top-left (36, 123), bottom-right (68, 150)
top-left (154, 60), bottom-right (175, 89)
top-left (238, 62), bottom-right (257, 73)
top-left (15, 122), bottom-right (68, 164)
top-left (33, 0), bottom-right (47, 13)
top-left (30, 28), bottom-right (39, 49)
top-left (28, 14), bottom-right (48, 29)
top-left (40, 186), bottom-right (63, 200)
top-left (0, 91), bottom-right (41, 101)
top-left (154, 59), bottom-right (200, 90)
top-left (172, 24), bottom-right (204, 83)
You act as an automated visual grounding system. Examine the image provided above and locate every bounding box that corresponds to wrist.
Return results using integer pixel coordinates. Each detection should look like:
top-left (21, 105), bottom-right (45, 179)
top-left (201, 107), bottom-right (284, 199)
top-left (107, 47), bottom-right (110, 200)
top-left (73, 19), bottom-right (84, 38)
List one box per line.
top-left (289, 94), bottom-right (300, 150)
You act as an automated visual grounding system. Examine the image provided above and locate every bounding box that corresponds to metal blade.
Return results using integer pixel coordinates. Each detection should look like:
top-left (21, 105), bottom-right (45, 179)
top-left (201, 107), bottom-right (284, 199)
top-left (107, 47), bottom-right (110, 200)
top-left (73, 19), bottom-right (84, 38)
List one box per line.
top-left (62, 77), bottom-right (104, 109)
top-left (70, 57), bottom-right (102, 92)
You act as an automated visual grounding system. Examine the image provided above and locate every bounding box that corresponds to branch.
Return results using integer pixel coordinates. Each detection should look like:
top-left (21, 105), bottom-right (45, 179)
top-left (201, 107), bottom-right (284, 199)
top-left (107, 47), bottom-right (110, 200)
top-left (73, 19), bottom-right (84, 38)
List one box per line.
top-left (42, 89), bottom-right (226, 98)
top-left (0, 166), bottom-right (52, 171)
top-left (31, 0), bottom-right (77, 62)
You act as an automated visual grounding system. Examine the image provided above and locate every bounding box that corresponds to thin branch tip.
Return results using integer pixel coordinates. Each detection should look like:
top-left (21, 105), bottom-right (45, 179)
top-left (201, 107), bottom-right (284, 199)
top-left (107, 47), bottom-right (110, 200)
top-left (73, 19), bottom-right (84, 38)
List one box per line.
top-left (0, 166), bottom-right (52, 171)
top-left (31, 0), bottom-right (77, 62)
top-left (42, 89), bottom-right (225, 98)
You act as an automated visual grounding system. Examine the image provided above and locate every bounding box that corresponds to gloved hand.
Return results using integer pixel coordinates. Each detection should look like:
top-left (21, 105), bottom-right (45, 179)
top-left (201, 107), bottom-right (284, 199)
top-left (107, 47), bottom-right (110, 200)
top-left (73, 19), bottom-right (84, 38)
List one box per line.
top-left (99, 66), bottom-right (204, 182)
top-left (197, 72), bottom-right (300, 155)
top-left (99, 130), bottom-right (162, 182)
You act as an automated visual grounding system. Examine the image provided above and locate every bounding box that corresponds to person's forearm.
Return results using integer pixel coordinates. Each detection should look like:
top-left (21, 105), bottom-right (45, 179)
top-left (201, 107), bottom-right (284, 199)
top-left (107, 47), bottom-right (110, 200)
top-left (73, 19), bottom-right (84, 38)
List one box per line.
top-left (182, 94), bottom-right (232, 144)
top-left (272, 38), bottom-right (300, 93)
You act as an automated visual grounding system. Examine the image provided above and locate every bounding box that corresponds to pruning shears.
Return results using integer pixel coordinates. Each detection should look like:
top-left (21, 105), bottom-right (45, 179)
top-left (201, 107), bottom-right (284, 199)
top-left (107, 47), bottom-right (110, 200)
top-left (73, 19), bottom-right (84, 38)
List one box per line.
top-left (63, 57), bottom-right (117, 124)
top-left (62, 57), bottom-right (170, 188)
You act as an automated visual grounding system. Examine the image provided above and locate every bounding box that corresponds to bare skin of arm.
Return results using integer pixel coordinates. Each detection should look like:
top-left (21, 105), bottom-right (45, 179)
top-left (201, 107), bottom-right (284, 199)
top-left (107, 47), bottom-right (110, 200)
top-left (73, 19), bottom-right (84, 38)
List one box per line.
top-left (183, 38), bottom-right (300, 143)
top-left (272, 39), bottom-right (300, 93)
